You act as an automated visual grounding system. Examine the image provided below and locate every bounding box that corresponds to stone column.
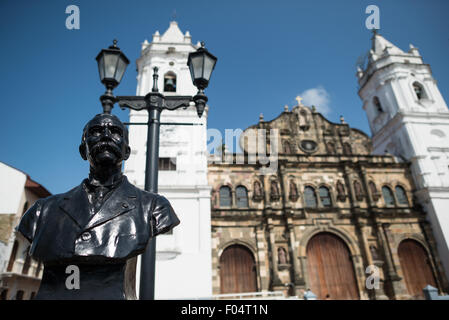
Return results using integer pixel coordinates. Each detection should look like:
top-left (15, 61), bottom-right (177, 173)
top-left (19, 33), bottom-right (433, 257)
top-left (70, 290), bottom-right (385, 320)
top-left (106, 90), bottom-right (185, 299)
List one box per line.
top-left (267, 223), bottom-right (282, 287)
top-left (287, 223), bottom-right (303, 285)
top-left (255, 225), bottom-right (270, 291)
top-left (377, 223), bottom-right (409, 299)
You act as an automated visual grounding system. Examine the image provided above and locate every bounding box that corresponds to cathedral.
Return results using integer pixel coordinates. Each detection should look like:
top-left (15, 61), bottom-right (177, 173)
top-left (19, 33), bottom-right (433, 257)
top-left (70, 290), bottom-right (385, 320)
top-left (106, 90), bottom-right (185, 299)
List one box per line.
top-left (208, 31), bottom-right (449, 300)
top-left (208, 101), bottom-right (447, 299)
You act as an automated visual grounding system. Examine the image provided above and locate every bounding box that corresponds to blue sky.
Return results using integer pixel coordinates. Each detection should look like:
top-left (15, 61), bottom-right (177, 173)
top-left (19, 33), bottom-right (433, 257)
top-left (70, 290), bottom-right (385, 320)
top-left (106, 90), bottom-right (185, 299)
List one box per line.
top-left (1, 0), bottom-right (448, 194)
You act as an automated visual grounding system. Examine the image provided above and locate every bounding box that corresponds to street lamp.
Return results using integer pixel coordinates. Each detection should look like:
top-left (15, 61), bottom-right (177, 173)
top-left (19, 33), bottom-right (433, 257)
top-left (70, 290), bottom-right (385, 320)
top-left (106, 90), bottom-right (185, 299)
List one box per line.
top-left (96, 39), bottom-right (130, 114)
top-left (188, 41), bottom-right (218, 117)
top-left (95, 39), bottom-right (217, 300)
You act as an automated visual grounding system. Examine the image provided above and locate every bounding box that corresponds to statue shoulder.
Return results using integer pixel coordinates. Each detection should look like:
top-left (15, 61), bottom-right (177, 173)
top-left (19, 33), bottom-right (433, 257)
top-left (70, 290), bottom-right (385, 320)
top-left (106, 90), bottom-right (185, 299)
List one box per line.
top-left (132, 186), bottom-right (169, 206)
top-left (132, 189), bottom-right (179, 236)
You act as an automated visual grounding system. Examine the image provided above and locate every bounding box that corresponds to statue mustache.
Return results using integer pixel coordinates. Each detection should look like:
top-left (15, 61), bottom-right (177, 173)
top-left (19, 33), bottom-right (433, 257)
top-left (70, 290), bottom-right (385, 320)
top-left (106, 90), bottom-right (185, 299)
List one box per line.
top-left (92, 140), bottom-right (122, 157)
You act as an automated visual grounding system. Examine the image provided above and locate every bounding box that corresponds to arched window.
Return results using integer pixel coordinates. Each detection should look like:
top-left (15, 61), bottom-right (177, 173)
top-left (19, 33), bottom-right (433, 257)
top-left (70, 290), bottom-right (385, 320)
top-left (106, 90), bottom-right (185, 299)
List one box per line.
top-left (319, 186), bottom-right (332, 207)
top-left (395, 186), bottom-right (408, 205)
top-left (413, 82), bottom-right (426, 100)
top-left (304, 186), bottom-right (317, 208)
top-left (236, 186), bottom-right (249, 208)
top-left (219, 186), bottom-right (232, 207)
top-left (373, 96), bottom-right (383, 113)
top-left (15, 290), bottom-right (24, 300)
top-left (164, 71), bottom-right (177, 92)
top-left (382, 186), bottom-right (395, 206)
top-left (343, 143), bottom-right (352, 155)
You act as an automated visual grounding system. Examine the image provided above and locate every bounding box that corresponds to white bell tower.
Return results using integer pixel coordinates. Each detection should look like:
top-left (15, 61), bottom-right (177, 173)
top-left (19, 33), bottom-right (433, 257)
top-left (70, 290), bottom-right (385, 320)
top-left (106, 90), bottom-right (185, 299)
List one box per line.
top-left (357, 31), bottom-right (449, 276)
top-left (124, 21), bottom-right (212, 299)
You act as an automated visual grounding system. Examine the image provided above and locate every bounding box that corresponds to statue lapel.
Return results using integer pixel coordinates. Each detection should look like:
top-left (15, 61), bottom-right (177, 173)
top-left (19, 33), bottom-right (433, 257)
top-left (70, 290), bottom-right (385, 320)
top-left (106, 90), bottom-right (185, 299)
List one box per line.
top-left (84, 178), bottom-right (137, 230)
top-left (58, 184), bottom-right (91, 230)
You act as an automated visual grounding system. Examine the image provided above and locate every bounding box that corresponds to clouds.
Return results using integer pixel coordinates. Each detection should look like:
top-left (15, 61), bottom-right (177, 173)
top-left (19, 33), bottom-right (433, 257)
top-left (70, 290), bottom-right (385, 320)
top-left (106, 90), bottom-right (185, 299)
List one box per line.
top-left (299, 86), bottom-right (331, 115)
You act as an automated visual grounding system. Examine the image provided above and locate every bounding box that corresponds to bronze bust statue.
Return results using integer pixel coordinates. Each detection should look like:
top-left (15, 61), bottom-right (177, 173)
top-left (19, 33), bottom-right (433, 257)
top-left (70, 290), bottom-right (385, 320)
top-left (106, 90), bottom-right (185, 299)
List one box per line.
top-left (17, 114), bottom-right (180, 299)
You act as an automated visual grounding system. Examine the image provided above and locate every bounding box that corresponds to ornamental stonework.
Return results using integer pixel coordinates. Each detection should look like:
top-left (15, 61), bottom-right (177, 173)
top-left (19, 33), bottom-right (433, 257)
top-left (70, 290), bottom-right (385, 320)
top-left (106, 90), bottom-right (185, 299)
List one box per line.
top-left (209, 105), bottom-right (449, 300)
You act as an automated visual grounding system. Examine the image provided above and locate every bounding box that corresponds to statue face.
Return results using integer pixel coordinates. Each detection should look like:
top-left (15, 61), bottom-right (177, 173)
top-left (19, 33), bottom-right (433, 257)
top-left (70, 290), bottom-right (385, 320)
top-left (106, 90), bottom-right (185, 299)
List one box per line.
top-left (80, 114), bottom-right (130, 168)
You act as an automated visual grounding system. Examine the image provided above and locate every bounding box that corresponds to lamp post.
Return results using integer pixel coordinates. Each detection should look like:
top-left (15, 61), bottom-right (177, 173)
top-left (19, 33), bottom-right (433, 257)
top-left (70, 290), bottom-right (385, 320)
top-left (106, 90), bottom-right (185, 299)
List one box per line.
top-left (95, 39), bottom-right (217, 300)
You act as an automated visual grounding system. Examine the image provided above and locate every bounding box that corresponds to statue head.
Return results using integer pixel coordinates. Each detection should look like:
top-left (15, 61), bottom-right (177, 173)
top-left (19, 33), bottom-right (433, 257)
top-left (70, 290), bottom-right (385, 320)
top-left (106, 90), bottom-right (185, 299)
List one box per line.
top-left (79, 114), bottom-right (131, 169)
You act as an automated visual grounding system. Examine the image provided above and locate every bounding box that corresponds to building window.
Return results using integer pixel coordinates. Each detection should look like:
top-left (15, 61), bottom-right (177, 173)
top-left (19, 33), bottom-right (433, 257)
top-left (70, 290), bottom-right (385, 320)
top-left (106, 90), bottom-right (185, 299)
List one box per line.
top-left (7, 241), bottom-right (18, 272)
top-left (236, 186), bottom-right (249, 208)
top-left (300, 140), bottom-right (318, 153)
top-left (304, 186), bottom-right (317, 208)
top-left (15, 290), bottom-right (24, 300)
top-left (219, 186), bottom-right (232, 207)
top-left (0, 290), bottom-right (8, 300)
top-left (382, 186), bottom-right (395, 206)
top-left (30, 292), bottom-right (36, 300)
top-left (413, 82), bottom-right (426, 100)
top-left (164, 72), bottom-right (177, 92)
top-left (159, 157), bottom-right (176, 171)
top-left (319, 186), bottom-right (332, 207)
top-left (22, 250), bottom-right (31, 275)
top-left (373, 96), bottom-right (383, 113)
top-left (395, 186), bottom-right (408, 205)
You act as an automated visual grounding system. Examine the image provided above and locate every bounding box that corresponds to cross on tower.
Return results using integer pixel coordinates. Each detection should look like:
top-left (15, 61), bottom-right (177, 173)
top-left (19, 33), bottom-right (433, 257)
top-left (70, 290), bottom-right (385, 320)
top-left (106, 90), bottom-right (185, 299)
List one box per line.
top-left (295, 96), bottom-right (303, 106)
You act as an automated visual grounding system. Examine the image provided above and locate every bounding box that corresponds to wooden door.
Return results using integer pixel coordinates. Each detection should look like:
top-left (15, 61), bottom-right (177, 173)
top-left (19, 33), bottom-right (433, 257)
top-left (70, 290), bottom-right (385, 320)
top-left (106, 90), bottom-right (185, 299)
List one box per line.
top-left (306, 232), bottom-right (359, 300)
top-left (398, 239), bottom-right (436, 299)
top-left (220, 245), bottom-right (257, 294)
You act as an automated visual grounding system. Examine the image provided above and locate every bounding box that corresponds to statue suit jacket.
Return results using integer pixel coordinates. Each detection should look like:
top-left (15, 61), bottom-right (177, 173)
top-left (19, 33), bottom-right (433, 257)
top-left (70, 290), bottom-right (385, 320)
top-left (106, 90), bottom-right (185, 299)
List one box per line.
top-left (17, 176), bottom-right (180, 264)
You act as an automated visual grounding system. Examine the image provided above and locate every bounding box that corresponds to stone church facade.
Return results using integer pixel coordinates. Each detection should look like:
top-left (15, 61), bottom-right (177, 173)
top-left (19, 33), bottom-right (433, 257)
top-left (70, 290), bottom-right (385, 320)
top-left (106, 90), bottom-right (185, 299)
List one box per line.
top-left (208, 103), bottom-right (449, 299)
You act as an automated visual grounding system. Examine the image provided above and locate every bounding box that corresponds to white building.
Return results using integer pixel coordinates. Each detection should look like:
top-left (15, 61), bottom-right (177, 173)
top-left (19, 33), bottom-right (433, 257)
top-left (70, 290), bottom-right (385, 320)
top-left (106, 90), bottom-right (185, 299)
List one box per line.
top-left (124, 21), bottom-right (212, 299)
top-left (0, 162), bottom-right (50, 299)
top-left (357, 31), bottom-right (449, 277)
